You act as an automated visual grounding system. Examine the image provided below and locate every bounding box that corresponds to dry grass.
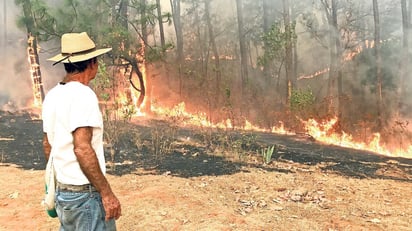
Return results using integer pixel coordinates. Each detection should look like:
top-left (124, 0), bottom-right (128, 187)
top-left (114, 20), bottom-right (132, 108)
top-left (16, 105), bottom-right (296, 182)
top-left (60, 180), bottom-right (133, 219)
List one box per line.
top-left (1, 161), bottom-right (411, 230)
top-left (1, 111), bottom-right (411, 230)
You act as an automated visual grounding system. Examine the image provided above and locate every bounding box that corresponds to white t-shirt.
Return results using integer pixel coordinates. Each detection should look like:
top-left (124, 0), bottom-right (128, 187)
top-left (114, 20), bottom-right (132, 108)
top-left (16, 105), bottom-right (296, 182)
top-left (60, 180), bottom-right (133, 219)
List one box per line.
top-left (42, 81), bottom-right (106, 185)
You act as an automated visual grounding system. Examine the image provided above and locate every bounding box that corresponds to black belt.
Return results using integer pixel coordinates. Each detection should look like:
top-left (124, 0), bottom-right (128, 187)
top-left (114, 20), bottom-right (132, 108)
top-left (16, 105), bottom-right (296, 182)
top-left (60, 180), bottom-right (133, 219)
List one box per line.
top-left (57, 182), bottom-right (97, 192)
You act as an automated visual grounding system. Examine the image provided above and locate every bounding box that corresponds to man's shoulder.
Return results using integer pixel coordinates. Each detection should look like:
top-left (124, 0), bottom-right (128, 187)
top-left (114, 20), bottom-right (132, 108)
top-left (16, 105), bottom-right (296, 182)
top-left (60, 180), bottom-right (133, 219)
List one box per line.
top-left (68, 82), bottom-right (95, 94)
top-left (44, 82), bottom-right (97, 106)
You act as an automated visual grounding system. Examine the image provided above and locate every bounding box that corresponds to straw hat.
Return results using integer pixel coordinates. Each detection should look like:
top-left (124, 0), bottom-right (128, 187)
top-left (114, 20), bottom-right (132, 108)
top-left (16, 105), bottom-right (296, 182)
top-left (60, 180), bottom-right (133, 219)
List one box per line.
top-left (48, 32), bottom-right (112, 65)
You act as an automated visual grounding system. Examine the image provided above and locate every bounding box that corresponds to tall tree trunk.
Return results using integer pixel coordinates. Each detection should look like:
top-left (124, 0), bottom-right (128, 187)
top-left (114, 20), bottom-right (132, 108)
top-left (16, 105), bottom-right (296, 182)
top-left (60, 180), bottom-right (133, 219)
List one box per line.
top-left (115, 0), bottom-right (147, 110)
top-left (170, 0), bottom-right (184, 98)
top-left (170, 0), bottom-right (183, 63)
top-left (397, 0), bottom-right (410, 118)
top-left (118, 0), bottom-right (128, 29)
top-left (19, 0), bottom-right (45, 106)
top-left (334, 2), bottom-right (343, 127)
top-left (322, 0), bottom-right (338, 116)
top-left (262, 0), bottom-right (271, 79)
top-left (205, 0), bottom-right (221, 107)
top-left (193, 2), bottom-right (205, 76)
top-left (235, 0), bottom-right (248, 96)
top-left (140, 0), bottom-right (151, 112)
top-left (27, 35), bottom-right (44, 107)
top-left (291, 3), bottom-right (298, 90)
top-left (373, 0), bottom-right (383, 130)
top-left (283, 0), bottom-right (293, 105)
top-left (156, 0), bottom-right (166, 47)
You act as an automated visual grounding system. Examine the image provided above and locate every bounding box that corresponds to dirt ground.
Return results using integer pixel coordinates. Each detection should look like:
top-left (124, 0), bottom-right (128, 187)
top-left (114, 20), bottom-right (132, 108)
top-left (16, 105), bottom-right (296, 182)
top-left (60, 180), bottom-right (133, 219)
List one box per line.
top-left (0, 111), bottom-right (412, 231)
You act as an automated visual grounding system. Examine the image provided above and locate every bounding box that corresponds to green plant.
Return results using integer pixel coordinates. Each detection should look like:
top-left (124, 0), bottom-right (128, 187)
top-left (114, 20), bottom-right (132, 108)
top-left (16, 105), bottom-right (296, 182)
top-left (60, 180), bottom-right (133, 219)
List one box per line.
top-left (258, 22), bottom-right (297, 67)
top-left (261, 145), bottom-right (276, 165)
top-left (290, 89), bottom-right (315, 111)
top-left (290, 88), bottom-right (316, 119)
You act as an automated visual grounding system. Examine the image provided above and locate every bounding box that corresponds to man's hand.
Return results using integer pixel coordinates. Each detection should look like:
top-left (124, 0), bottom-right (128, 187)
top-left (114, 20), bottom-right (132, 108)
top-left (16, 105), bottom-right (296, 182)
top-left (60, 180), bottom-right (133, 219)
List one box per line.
top-left (42, 133), bottom-right (51, 161)
top-left (72, 127), bottom-right (122, 221)
top-left (101, 192), bottom-right (122, 221)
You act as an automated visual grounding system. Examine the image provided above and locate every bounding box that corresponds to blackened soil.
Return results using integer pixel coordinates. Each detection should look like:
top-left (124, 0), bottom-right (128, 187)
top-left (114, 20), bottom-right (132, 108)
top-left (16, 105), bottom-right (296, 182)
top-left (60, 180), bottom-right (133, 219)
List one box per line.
top-left (0, 111), bottom-right (44, 169)
top-left (0, 110), bottom-right (411, 182)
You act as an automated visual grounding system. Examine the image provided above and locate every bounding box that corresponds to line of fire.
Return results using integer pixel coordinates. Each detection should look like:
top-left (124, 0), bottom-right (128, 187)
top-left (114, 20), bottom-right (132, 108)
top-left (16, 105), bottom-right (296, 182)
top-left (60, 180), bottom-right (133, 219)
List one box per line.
top-left (4, 1), bottom-right (412, 160)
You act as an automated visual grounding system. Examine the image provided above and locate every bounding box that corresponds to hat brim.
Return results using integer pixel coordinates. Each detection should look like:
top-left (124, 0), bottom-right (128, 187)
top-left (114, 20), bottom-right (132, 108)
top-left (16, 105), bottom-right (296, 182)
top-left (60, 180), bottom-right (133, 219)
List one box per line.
top-left (48, 48), bottom-right (112, 63)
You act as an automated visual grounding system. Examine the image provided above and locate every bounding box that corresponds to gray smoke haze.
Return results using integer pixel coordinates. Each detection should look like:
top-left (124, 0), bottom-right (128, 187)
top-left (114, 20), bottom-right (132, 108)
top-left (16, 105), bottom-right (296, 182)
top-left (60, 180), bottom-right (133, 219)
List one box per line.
top-left (0, 2), bottom-right (32, 109)
top-left (1, 0), bottom-right (412, 120)
top-left (0, 2), bottom-right (63, 111)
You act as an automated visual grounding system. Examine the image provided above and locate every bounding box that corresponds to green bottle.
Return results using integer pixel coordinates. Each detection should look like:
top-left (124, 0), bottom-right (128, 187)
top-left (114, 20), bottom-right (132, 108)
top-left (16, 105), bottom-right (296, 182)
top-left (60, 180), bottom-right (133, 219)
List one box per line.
top-left (44, 184), bottom-right (58, 218)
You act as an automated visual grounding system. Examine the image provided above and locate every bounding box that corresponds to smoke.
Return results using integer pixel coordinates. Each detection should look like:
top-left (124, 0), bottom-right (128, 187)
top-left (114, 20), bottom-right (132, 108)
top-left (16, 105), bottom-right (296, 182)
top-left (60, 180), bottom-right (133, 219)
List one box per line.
top-left (0, 40), bottom-right (33, 109)
top-left (0, 2), bottom-right (33, 110)
top-left (0, 2), bottom-right (64, 111)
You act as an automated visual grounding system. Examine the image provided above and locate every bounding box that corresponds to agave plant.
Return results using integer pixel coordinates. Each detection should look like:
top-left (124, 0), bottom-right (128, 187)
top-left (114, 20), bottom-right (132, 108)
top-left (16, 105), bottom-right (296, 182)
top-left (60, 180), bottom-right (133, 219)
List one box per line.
top-left (261, 145), bottom-right (275, 165)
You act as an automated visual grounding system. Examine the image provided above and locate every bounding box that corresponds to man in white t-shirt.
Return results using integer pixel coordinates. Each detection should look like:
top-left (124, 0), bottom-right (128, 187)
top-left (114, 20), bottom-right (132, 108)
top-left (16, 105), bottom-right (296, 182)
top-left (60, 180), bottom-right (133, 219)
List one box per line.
top-left (42, 32), bottom-right (121, 230)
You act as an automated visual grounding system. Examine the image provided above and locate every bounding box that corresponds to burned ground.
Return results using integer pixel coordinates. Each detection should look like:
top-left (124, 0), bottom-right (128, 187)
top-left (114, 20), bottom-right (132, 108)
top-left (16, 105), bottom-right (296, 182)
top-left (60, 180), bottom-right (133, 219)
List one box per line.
top-left (1, 110), bottom-right (412, 230)
top-left (0, 110), bottom-right (411, 181)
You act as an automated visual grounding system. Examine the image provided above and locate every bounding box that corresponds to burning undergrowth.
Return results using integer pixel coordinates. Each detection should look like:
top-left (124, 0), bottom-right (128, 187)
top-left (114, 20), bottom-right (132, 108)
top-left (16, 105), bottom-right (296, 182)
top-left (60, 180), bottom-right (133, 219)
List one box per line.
top-left (2, 43), bottom-right (412, 175)
top-left (1, 108), bottom-right (411, 184)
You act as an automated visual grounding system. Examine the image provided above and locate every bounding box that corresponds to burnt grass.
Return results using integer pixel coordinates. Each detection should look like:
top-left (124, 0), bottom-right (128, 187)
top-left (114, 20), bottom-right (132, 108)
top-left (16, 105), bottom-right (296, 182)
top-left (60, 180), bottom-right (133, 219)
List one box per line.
top-left (0, 110), bottom-right (411, 182)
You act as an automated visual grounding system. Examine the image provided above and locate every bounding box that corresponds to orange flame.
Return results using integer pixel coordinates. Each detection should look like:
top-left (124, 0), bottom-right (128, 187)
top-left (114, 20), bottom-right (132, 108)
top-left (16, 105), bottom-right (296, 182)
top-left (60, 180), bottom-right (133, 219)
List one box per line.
top-left (342, 40), bottom-right (375, 61)
top-left (27, 36), bottom-right (43, 109)
top-left (302, 117), bottom-right (412, 158)
top-left (119, 39), bottom-right (147, 117)
top-left (298, 40), bottom-right (377, 81)
top-left (298, 67), bottom-right (330, 80)
top-left (151, 103), bottom-right (301, 134)
top-left (151, 103), bottom-right (412, 158)
top-left (271, 121), bottom-right (294, 135)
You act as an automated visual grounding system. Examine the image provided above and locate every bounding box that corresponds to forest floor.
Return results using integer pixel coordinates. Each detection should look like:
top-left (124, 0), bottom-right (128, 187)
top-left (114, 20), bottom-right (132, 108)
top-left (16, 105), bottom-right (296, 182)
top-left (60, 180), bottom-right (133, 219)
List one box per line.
top-left (0, 110), bottom-right (411, 231)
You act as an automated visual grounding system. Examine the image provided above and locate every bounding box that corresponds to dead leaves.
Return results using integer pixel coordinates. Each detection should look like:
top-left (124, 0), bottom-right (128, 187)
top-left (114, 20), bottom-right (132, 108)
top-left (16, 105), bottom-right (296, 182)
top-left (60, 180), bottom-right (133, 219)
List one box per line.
top-left (278, 188), bottom-right (331, 208)
top-left (236, 187), bottom-right (331, 216)
top-left (237, 199), bottom-right (269, 215)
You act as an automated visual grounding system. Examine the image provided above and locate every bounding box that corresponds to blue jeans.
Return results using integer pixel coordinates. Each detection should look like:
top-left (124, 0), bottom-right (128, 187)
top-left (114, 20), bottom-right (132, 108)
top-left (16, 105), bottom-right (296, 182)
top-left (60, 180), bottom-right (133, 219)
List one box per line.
top-left (55, 190), bottom-right (116, 231)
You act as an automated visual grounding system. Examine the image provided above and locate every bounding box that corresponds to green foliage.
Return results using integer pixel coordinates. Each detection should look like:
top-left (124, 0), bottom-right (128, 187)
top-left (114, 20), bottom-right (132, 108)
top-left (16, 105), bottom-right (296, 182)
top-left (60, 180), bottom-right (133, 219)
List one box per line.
top-left (15, 0), bottom-right (56, 40)
top-left (258, 22), bottom-right (297, 67)
top-left (92, 60), bottom-right (137, 171)
top-left (145, 42), bottom-right (174, 62)
top-left (162, 12), bottom-right (173, 26)
top-left (130, 0), bottom-right (159, 26)
top-left (261, 145), bottom-right (276, 165)
top-left (92, 60), bottom-right (111, 100)
top-left (119, 100), bottom-right (138, 121)
top-left (290, 88), bottom-right (316, 114)
top-left (14, 0), bottom-right (171, 130)
top-left (258, 23), bottom-right (283, 66)
top-left (94, 60), bottom-right (138, 120)
top-left (15, 0), bottom-right (169, 62)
